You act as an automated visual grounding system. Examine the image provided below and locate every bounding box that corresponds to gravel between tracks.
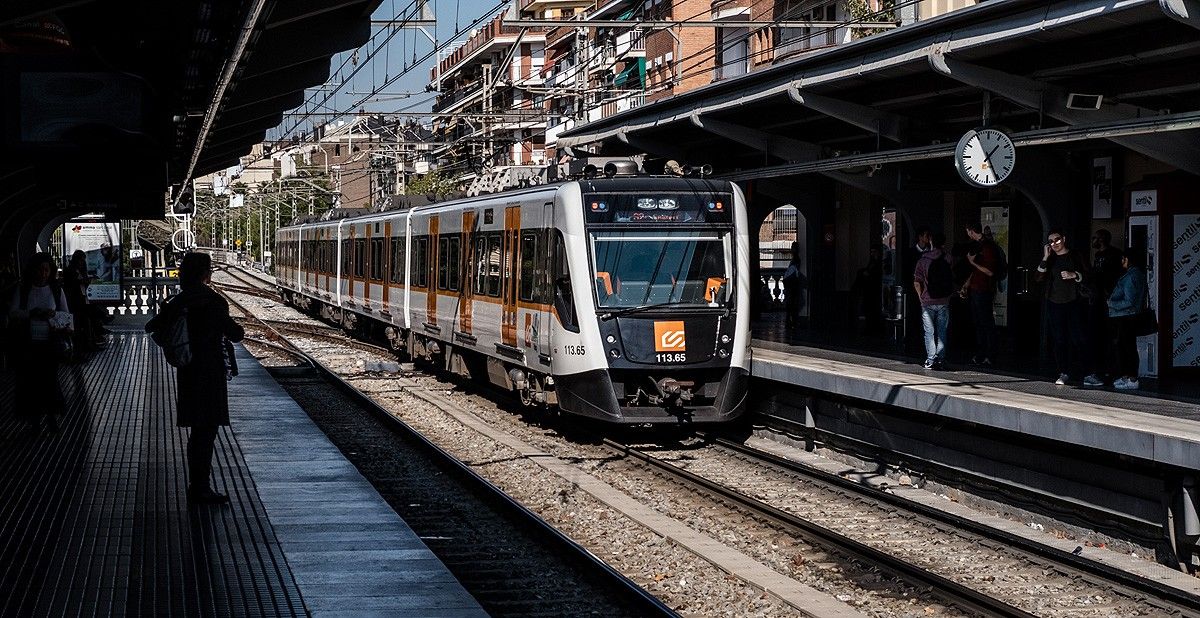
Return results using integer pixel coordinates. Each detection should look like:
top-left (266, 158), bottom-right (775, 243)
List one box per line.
top-left (215, 270), bottom-right (1181, 617)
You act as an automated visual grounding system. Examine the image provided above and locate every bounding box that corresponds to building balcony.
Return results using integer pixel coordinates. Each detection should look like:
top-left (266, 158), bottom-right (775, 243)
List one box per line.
top-left (520, 0), bottom-right (594, 14)
top-left (432, 14), bottom-right (548, 81)
top-left (431, 80), bottom-right (485, 114)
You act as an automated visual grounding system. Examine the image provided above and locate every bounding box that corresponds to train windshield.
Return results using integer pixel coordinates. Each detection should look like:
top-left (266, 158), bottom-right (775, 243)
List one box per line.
top-left (589, 230), bottom-right (733, 309)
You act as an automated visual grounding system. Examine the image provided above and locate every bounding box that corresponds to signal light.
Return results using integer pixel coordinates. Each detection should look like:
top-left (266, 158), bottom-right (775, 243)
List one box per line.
top-left (590, 201), bottom-right (608, 212)
top-left (707, 201), bottom-right (724, 211)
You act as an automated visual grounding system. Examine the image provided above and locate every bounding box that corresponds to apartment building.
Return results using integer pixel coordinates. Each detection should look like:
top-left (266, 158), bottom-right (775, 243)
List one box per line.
top-left (435, 0), bottom-right (978, 183)
top-left (429, 11), bottom-right (550, 177)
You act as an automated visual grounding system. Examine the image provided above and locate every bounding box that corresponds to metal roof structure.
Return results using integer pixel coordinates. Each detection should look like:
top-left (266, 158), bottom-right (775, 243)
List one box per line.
top-left (0, 0), bottom-right (382, 253)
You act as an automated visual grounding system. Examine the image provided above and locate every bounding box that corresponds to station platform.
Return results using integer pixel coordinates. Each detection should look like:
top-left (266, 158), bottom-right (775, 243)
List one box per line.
top-left (0, 319), bottom-right (485, 617)
top-left (750, 337), bottom-right (1200, 470)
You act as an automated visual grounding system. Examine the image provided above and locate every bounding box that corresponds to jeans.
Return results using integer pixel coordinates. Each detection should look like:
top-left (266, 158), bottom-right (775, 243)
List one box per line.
top-left (968, 290), bottom-right (996, 360)
top-left (921, 304), bottom-right (950, 362)
top-left (1046, 298), bottom-right (1087, 377)
top-left (1111, 315), bottom-right (1140, 378)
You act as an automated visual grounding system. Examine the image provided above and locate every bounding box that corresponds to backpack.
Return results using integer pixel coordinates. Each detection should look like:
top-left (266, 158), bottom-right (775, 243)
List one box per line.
top-left (926, 256), bottom-right (955, 299)
top-left (151, 300), bottom-right (192, 368)
top-left (991, 242), bottom-right (1008, 282)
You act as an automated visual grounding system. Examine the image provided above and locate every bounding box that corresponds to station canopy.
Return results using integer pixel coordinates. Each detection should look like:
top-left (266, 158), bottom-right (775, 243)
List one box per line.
top-left (0, 0), bottom-right (381, 244)
top-left (558, 0), bottom-right (1200, 186)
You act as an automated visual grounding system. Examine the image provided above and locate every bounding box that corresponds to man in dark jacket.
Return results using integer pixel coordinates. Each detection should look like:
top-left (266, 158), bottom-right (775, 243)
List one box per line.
top-left (963, 223), bottom-right (999, 365)
top-left (147, 252), bottom-right (244, 504)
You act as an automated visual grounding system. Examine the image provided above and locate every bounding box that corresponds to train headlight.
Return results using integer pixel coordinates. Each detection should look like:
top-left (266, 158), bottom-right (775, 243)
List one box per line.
top-left (718, 349), bottom-right (730, 358)
top-left (610, 349), bottom-right (621, 359)
top-left (720, 334), bottom-right (731, 344)
top-left (606, 335), bottom-right (616, 344)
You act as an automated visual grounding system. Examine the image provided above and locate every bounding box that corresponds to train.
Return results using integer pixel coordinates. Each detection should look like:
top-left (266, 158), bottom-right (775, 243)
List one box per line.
top-left (273, 167), bottom-right (750, 424)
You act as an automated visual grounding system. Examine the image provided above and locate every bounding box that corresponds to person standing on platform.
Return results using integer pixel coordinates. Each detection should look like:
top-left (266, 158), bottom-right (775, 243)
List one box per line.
top-left (1088, 229), bottom-right (1123, 382)
top-left (914, 232), bottom-right (953, 369)
top-left (1036, 229), bottom-right (1093, 386)
top-left (7, 253), bottom-right (70, 433)
top-left (782, 242), bottom-right (807, 330)
top-left (962, 223), bottom-right (999, 365)
top-left (63, 250), bottom-right (94, 356)
top-left (147, 252), bottom-right (244, 504)
top-left (1107, 249), bottom-right (1147, 390)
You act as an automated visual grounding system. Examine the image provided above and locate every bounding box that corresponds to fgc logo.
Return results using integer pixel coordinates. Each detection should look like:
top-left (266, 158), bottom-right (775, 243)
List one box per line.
top-left (654, 321), bottom-right (687, 352)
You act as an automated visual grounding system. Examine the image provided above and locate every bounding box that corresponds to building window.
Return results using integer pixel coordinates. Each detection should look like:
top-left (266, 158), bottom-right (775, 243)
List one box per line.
top-left (715, 22), bottom-right (750, 80)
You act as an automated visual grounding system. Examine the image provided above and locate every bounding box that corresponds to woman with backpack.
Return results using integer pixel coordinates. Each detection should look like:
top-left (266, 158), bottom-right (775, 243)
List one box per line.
top-left (7, 253), bottom-right (71, 433)
top-left (146, 252), bottom-right (244, 504)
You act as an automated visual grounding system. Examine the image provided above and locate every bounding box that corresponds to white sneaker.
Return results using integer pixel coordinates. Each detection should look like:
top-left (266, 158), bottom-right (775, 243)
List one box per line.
top-left (1115, 378), bottom-right (1139, 390)
top-left (1082, 374), bottom-right (1104, 387)
top-left (1054, 373), bottom-right (1069, 386)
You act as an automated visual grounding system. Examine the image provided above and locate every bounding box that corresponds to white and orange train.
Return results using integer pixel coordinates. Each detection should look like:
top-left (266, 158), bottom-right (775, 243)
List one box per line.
top-left (274, 172), bottom-right (750, 424)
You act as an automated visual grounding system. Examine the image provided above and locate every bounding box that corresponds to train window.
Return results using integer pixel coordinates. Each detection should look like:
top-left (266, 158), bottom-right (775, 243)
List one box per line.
top-left (551, 231), bottom-right (578, 332)
top-left (370, 238), bottom-right (384, 281)
top-left (474, 235), bottom-right (487, 295)
top-left (447, 235), bottom-right (460, 291)
top-left (354, 239), bottom-right (366, 278)
top-left (486, 234), bottom-right (502, 297)
top-left (538, 228), bottom-right (552, 304)
top-left (389, 237), bottom-right (405, 284)
top-left (519, 232), bottom-right (537, 302)
top-left (413, 236), bottom-right (429, 288)
top-left (341, 239), bottom-right (351, 275)
top-left (437, 237), bottom-right (450, 290)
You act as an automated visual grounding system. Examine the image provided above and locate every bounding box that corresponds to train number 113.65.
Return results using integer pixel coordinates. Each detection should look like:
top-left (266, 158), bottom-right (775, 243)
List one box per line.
top-left (656, 353), bottom-right (687, 363)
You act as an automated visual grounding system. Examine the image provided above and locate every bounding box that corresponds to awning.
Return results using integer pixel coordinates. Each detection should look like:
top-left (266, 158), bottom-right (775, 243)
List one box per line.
top-left (540, 48), bottom-right (557, 76)
top-left (613, 57), bottom-right (645, 88)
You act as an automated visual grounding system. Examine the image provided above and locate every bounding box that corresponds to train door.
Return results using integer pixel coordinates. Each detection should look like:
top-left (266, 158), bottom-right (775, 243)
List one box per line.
top-left (459, 211), bottom-right (476, 335)
top-left (382, 221), bottom-right (391, 311)
top-left (427, 215), bottom-right (439, 327)
top-left (335, 221), bottom-right (345, 306)
top-left (525, 202), bottom-right (553, 366)
top-left (1129, 215), bottom-right (1158, 377)
top-left (501, 205), bottom-right (520, 347)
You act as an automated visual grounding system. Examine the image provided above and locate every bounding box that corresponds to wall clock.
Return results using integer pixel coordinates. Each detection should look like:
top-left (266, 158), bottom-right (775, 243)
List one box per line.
top-left (954, 128), bottom-right (1015, 187)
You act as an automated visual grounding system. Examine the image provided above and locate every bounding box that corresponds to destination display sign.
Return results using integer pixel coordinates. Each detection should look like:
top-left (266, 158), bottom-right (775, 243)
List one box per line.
top-left (584, 193), bottom-right (733, 224)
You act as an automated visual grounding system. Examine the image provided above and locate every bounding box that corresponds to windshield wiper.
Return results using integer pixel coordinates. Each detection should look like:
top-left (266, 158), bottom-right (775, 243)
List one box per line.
top-left (599, 301), bottom-right (698, 321)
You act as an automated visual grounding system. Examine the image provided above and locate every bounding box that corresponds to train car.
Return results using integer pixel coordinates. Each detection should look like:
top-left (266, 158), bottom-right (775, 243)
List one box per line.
top-left (275, 169), bottom-right (750, 424)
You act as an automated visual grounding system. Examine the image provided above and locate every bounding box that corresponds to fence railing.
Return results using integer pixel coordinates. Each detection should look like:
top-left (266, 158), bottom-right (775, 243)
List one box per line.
top-left (106, 275), bottom-right (179, 316)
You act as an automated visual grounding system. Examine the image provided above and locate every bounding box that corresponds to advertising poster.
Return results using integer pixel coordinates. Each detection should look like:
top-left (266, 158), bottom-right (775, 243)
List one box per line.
top-left (1091, 157), bottom-right (1112, 219)
top-left (1172, 215), bottom-right (1200, 367)
top-left (62, 218), bottom-right (122, 304)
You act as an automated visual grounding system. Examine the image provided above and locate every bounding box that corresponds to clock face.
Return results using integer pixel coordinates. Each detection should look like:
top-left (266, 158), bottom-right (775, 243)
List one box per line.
top-left (955, 128), bottom-right (1015, 187)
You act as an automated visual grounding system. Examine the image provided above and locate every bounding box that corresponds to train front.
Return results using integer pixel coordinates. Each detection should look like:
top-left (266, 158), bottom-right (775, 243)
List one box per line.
top-left (554, 178), bottom-right (751, 424)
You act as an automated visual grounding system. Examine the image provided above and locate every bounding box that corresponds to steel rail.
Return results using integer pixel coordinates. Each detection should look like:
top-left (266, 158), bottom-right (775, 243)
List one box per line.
top-left (711, 436), bottom-right (1200, 616)
top-left (605, 437), bottom-right (1042, 618)
top-left (223, 292), bottom-right (678, 617)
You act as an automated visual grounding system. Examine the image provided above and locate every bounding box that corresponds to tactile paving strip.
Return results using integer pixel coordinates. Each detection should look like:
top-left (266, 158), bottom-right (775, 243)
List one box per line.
top-left (0, 333), bottom-right (307, 616)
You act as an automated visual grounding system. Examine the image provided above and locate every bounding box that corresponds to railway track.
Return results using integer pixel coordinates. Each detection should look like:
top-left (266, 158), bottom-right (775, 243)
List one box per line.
top-left (216, 265), bottom-right (1200, 616)
top-left (212, 275), bottom-right (677, 618)
top-left (608, 435), bottom-right (1200, 618)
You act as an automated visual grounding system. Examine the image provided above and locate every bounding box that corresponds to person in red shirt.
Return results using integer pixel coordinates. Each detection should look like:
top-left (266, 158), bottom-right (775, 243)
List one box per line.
top-left (963, 223), bottom-right (999, 365)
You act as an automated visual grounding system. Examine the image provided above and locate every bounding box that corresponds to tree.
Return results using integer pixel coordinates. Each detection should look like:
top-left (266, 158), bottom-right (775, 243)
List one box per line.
top-left (405, 171), bottom-right (458, 199)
